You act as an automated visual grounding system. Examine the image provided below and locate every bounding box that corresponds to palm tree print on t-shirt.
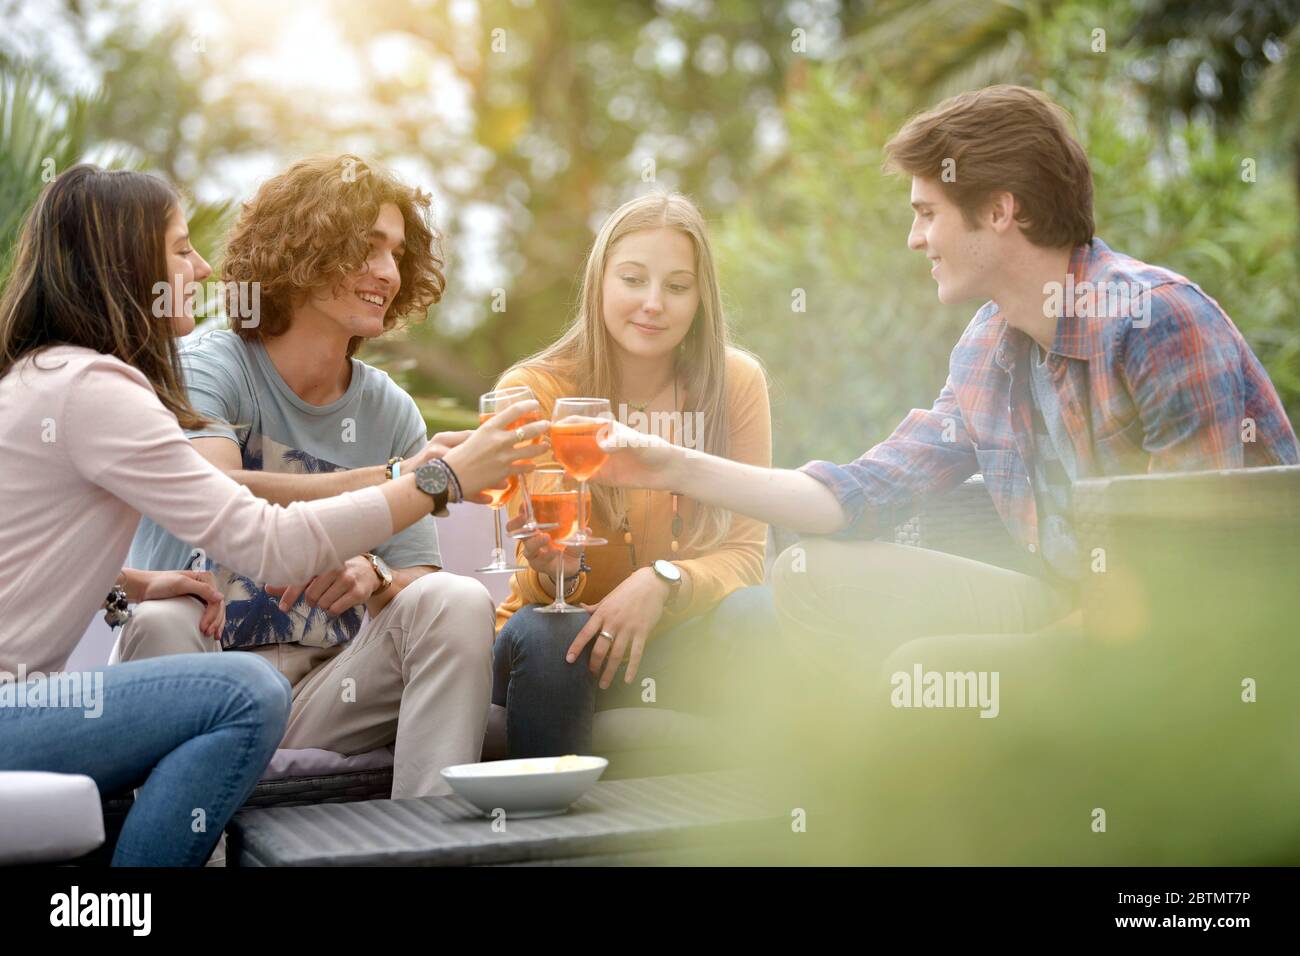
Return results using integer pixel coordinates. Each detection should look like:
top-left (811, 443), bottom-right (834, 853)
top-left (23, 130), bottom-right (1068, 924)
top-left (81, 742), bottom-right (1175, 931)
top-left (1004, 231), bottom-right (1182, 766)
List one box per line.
top-left (216, 433), bottom-right (365, 649)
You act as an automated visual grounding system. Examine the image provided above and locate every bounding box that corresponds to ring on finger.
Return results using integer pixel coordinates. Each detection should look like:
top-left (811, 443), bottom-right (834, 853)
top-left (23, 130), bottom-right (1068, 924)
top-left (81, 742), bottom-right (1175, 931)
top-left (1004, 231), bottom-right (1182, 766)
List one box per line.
top-left (515, 427), bottom-right (527, 443)
top-left (597, 630), bottom-right (614, 644)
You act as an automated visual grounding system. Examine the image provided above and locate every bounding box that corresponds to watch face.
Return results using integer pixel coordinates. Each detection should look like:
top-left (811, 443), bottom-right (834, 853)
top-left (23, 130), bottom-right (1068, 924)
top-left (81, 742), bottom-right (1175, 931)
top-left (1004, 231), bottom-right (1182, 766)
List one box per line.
top-left (653, 559), bottom-right (681, 583)
top-left (415, 461), bottom-right (449, 496)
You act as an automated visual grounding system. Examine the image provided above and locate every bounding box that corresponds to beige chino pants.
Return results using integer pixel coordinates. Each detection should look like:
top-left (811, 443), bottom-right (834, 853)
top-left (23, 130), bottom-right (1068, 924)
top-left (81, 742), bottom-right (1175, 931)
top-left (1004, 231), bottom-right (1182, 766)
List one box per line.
top-left (111, 572), bottom-right (495, 798)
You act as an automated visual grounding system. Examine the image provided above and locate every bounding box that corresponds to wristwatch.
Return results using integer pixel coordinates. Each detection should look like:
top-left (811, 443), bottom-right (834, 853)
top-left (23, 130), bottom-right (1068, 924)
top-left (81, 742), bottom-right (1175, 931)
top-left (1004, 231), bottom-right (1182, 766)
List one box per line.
top-left (365, 552), bottom-right (393, 595)
top-left (414, 460), bottom-right (452, 517)
top-left (652, 559), bottom-right (683, 608)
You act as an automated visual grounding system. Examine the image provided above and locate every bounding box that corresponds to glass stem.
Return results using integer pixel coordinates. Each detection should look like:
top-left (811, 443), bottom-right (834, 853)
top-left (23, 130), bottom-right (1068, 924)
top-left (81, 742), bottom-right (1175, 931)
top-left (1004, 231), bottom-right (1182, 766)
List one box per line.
top-left (492, 505), bottom-right (504, 559)
top-left (554, 549), bottom-right (566, 606)
top-left (519, 484), bottom-right (536, 528)
top-left (576, 480), bottom-right (588, 537)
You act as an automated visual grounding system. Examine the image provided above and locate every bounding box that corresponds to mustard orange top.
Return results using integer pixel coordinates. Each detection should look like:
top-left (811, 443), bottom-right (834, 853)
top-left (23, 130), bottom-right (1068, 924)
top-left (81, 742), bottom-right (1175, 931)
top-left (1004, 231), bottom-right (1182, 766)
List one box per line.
top-left (494, 348), bottom-right (772, 633)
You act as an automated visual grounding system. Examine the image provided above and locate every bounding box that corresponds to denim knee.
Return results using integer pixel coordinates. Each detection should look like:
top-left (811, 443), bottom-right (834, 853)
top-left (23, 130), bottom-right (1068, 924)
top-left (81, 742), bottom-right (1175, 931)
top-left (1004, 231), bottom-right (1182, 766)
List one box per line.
top-left (500, 605), bottom-right (590, 676)
top-left (218, 652), bottom-right (291, 739)
top-left (494, 606), bottom-right (583, 705)
top-left (495, 606), bottom-right (595, 758)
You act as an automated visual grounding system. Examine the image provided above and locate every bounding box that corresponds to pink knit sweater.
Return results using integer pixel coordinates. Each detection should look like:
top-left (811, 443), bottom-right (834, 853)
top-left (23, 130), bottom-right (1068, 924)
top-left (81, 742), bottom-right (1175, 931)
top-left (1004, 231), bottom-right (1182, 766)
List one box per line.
top-left (0, 346), bottom-right (394, 673)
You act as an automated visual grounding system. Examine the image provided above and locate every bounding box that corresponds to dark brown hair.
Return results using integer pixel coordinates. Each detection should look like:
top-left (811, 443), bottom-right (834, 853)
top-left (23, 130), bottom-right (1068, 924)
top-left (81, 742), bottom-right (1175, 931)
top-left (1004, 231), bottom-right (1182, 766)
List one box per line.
top-left (883, 85), bottom-right (1095, 248)
top-left (0, 164), bottom-right (207, 429)
top-left (221, 154), bottom-right (445, 358)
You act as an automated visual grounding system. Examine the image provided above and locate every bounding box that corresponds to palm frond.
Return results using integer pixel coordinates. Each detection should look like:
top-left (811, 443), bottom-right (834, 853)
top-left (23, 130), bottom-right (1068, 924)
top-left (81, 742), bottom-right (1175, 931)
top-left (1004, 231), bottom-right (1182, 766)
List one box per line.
top-left (836, 0), bottom-right (1031, 102)
top-left (0, 66), bottom-right (93, 284)
top-left (0, 63), bottom-right (160, 289)
top-left (184, 197), bottom-right (235, 264)
top-left (928, 28), bottom-right (1033, 103)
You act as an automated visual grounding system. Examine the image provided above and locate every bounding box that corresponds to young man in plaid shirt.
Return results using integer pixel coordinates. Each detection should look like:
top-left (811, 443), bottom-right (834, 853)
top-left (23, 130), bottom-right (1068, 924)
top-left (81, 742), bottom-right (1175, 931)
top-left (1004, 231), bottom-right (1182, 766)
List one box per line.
top-left (594, 85), bottom-right (1297, 678)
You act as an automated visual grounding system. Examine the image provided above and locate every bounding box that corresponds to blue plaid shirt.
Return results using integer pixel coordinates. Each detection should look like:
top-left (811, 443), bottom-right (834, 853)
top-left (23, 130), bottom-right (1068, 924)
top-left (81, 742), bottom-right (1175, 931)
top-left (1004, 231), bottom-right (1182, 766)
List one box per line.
top-left (800, 238), bottom-right (1299, 557)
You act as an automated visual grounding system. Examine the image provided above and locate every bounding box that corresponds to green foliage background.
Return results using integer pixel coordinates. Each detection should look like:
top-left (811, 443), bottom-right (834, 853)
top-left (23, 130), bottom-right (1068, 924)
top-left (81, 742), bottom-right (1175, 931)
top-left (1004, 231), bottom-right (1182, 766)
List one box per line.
top-left (718, 1), bottom-right (1300, 465)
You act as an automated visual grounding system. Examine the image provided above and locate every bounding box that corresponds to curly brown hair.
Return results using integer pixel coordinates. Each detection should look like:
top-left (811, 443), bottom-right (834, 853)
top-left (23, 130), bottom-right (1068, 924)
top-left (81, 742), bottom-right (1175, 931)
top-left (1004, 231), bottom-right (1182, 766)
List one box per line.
top-left (222, 154), bottom-right (445, 357)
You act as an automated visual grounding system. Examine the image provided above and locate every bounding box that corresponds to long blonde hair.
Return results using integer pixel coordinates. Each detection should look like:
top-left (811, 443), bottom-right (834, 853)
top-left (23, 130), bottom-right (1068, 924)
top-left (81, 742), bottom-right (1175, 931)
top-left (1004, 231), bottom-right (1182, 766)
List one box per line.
top-left (506, 191), bottom-right (747, 552)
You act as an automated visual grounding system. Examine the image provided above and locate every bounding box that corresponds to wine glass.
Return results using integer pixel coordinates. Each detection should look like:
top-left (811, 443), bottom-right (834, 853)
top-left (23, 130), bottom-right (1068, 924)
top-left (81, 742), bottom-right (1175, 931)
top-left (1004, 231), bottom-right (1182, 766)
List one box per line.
top-left (551, 397), bottom-right (612, 548)
top-left (475, 388), bottom-right (531, 573)
top-left (529, 467), bottom-right (589, 614)
top-left (479, 386), bottom-right (553, 543)
top-left (474, 432), bottom-right (525, 575)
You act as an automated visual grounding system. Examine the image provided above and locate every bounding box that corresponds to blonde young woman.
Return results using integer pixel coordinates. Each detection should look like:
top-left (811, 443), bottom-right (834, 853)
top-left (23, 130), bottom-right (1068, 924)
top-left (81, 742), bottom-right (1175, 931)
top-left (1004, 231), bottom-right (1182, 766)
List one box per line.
top-left (491, 192), bottom-right (776, 758)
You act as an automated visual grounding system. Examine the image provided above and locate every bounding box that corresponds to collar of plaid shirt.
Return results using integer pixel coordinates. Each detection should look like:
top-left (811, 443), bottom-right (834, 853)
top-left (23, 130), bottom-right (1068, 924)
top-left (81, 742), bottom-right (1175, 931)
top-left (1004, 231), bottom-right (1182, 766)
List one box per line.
top-left (977, 240), bottom-right (1126, 547)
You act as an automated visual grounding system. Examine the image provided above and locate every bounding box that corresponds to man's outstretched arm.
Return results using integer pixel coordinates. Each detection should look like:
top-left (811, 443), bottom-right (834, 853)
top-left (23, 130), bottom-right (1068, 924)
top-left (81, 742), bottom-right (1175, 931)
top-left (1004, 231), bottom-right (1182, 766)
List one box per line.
top-left (599, 377), bottom-right (979, 537)
top-left (674, 455), bottom-right (851, 536)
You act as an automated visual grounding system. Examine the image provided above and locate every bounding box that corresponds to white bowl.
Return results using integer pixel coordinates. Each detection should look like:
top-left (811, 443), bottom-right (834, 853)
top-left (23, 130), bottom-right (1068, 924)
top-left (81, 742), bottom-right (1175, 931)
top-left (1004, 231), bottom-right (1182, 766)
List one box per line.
top-left (440, 755), bottom-right (609, 819)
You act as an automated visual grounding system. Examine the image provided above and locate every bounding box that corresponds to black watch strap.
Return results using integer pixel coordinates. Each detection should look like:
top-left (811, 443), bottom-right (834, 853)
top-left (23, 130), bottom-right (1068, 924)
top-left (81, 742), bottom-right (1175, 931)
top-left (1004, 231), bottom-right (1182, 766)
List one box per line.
top-left (415, 461), bottom-right (451, 517)
top-left (429, 481), bottom-right (450, 517)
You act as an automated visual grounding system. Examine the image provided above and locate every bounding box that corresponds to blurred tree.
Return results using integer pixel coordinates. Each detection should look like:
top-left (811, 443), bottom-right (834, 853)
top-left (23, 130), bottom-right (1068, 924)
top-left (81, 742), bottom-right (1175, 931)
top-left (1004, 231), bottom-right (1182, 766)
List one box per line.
top-left (364, 0), bottom-right (830, 408)
top-left (1247, 19), bottom-right (1300, 198)
top-left (716, 2), bottom-right (1299, 468)
top-left (1128, 0), bottom-right (1300, 126)
top-left (12, 0), bottom-right (855, 424)
top-left (843, 0), bottom-right (1300, 204)
top-left (0, 62), bottom-right (232, 306)
top-left (2, 0), bottom-right (1296, 445)
top-left (0, 69), bottom-right (92, 288)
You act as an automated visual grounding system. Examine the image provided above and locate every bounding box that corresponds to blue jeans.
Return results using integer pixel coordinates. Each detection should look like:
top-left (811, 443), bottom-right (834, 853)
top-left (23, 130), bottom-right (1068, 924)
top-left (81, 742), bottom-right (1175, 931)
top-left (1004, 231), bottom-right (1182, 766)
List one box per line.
top-left (492, 585), bottom-right (777, 758)
top-left (0, 652), bottom-right (290, 866)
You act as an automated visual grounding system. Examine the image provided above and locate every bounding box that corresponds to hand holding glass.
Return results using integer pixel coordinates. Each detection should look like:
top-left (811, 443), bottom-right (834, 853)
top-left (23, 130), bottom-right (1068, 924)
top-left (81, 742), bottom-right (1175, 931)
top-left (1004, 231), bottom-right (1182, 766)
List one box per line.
top-left (529, 467), bottom-right (589, 614)
top-left (474, 388), bottom-right (536, 573)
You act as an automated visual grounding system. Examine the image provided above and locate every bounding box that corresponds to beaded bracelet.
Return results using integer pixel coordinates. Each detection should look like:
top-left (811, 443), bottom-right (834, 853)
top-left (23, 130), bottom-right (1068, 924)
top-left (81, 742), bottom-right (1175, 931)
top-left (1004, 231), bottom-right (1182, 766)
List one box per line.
top-left (104, 584), bottom-right (131, 628)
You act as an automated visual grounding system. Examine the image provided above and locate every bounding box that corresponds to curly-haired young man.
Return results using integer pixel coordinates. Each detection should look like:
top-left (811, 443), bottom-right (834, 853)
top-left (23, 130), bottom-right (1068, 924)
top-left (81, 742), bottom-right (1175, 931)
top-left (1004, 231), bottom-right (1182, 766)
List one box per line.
top-left (121, 155), bottom-right (498, 801)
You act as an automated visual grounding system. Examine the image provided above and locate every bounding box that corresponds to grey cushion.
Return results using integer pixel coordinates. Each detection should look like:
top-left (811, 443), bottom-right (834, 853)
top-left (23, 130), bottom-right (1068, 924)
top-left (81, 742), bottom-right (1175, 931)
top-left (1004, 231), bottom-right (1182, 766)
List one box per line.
top-left (261, 747), bottom-right (393, 781)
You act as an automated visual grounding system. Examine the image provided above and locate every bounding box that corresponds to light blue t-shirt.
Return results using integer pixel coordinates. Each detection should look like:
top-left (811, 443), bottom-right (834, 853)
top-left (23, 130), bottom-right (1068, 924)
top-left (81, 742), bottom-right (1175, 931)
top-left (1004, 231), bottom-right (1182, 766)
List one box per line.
top-left (128, 330), bottom-right (441, 648)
